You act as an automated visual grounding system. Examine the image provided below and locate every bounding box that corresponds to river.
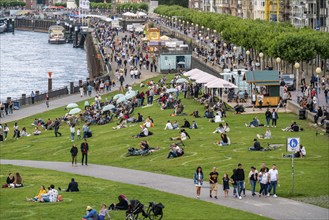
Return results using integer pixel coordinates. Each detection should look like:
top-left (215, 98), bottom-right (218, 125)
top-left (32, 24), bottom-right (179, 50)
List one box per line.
top-left (0, 30), bottom-right (88, 101)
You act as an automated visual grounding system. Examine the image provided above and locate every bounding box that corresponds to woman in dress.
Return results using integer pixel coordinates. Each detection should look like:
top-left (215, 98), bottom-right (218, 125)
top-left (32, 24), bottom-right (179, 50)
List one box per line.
top-left (193, 166), bottom-right (204, 199)
top-left (222, 173), bottom-right (230, 198)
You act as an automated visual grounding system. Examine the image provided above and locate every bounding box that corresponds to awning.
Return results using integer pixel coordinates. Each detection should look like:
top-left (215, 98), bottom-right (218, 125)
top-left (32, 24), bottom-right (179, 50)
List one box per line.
top-left (245, 70), bottom-right (279, 84)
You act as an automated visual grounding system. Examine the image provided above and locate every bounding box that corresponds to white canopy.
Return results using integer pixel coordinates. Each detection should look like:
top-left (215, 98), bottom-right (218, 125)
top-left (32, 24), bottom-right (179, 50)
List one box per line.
top-left (205, 78), bottom-right (238, 89)
top-left (183, 68), bottom-right (202, 77)
top-left (188, 71), bottom-right (209, 80)
top-left (123, 12), bottom-right (137, 17)
top-left (195, 75), bottom-right (219, 84)
top-left (137, 11), bottom-right (147, 16)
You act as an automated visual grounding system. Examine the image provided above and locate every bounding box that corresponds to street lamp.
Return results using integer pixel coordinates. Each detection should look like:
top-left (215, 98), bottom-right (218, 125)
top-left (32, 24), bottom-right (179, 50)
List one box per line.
top-left (294, 62), bottom-right (300, 93)
top-left (246, 50), bottom-right (250, 68)
top-left (316, 67), bottom-right (321, 106)
top-left (276, 57), bottom-right (281, 73)
top-left (259, 52), bottom-right (264, 70)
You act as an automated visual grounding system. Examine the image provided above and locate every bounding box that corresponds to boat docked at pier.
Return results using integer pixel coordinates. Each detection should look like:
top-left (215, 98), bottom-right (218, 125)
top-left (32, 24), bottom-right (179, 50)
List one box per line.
top-left (48, 25), bottom-right (66, 44)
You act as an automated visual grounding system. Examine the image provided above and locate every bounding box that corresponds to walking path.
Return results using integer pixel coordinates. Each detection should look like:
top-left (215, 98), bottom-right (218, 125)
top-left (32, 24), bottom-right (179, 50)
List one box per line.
top-left (1, 159), bottom-right (328, 220)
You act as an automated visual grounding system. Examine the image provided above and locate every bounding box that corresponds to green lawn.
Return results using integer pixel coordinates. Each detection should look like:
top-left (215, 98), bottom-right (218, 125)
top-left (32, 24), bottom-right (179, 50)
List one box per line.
top-left (0, 165), bottom-right (268, 220)
top-left (1, 74), bottom-right (328, 208)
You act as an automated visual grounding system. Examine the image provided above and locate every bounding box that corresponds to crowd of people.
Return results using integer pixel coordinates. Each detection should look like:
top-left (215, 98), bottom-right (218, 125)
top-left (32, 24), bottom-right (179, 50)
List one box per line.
top-left (194, 163), bottom-right (280, 199)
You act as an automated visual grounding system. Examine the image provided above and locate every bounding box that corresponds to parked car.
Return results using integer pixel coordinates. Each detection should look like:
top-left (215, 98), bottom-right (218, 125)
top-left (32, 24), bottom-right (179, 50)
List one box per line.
top-left (280, 74), bottom-right (296, 91)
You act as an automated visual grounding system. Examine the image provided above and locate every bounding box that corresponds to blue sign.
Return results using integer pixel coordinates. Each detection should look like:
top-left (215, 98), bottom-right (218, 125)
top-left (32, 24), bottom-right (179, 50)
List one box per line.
top-left (289, 139), bottom-right (298, 149)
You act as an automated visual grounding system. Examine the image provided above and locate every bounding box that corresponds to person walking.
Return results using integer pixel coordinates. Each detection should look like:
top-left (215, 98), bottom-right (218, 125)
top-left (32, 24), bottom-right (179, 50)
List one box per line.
top-left (193, 166), bottom-right (204, 199)
top-left (45, 93), bottom-right (49, 108)
top-left (271, 109), bottom-right (279, 127)
top-left (70, 144), bottom-right (78, 166)
top-left (54, 118), bottom-right (62, 137)
top-left (258, 168), bottom-right (269, 197)
top-left (209, 167), bottom-right (219, 199)
top-left (251, 91), bottom-right (256, 111)
top-left (70, 124), bottom-right (75, 142)
top-left (248, 166), bottom-right (258, 196)
top-left (12, 122), bottom-right (19, 139)
top-left (31, 91), bottom-right (35, 104)
top-left (258, 93), bottom-right (264, 110)
top-left (235, 163), bottom-right (245, 200)
top-left (222, 173), bottom-right (230, 197)
top-left (267, 164), bottom-right (279, 198)
top-left (265, 108), bottom-right (272, 127)
top-left (81, 139), bottom-right (89, 166)
top-left (3, 123), bottom-right (9, 141)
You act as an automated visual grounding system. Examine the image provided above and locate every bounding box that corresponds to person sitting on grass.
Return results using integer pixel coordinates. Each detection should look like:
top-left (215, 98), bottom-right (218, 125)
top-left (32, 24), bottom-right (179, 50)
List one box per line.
top-left (256, 128), bottom-right (272, 139)
top-left (191, 121), bottom-right (198, 129)
top-left (167, 143), bottom-right (184, 159)
top-left (170, 129), bottom-right (191, 141)
top-left (112, 120), bottom-right (127, 130)
top-left (98, 204), bottom-right (111, 220)
top-left (190, 110), bottom-right (201, 118)
top-left (282, 121), bottom-right (300, 132)
top-left (26, 185), bottom-right (47, 202)
top-left (139, 140), bottom-right (160, 153)
top-left (58, 178), bottom-right (79, 192)
top-left (41, 184), bottom-right (58, 202)
top-left (248, 139), bottom-right (264, 151)
top-left (217, 133), bottom-right (230, 146)
top-left (164, 120), bottom-right (174, 130)
top-left (181, 118), bottom-right (191, 128)
top-left (245, 117), bottom-right (260, 127)
top-left (133, 125), bottom-right (152, 138)
top-left (172, 121), bottom-right (179, 129)
top-left (283, 145), bottom-right (306, 158)
top-left (9, 172), bottom-right (23, 188)
top-left (33, 127), bottom-right (41, 135)
top-left (109, 194), bottom-right (129, 210)
top-left (82, 206), bottom-right (98, 220)
top-left (213, 123), bottom-right (225, 134)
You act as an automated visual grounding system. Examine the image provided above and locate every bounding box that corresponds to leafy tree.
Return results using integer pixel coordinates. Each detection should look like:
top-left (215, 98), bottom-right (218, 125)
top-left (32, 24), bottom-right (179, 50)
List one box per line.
top-left (158, 0), bottom-right (188, 7)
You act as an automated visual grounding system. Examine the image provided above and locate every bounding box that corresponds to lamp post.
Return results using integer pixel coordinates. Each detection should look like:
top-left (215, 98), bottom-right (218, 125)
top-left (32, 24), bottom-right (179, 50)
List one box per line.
top-left (294, 62), bottom-right (300, 93)
top-left (207, 27), bottom-right (210, 36)
top-left (233, 46), bottom-right (237, 67)
top-left (316, 67), bottom-right (321, 106)
top-left (259, 52), bottom-right (264, 70)
top-left (246, 50), bottom-right (250, 67)
top-left (276, 57), bottom-right (281, 74)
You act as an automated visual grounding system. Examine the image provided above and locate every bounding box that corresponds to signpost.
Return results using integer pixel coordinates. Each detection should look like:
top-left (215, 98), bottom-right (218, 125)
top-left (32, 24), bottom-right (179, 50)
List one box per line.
top-left (286, 137), bottom-right (300, 194)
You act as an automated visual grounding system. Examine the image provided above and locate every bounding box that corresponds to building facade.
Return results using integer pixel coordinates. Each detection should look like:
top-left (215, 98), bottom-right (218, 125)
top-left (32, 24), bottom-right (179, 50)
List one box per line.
top-left (189, 0), bottom-right (203, 10)
top-left (291, 0), bottom-right (328, 31)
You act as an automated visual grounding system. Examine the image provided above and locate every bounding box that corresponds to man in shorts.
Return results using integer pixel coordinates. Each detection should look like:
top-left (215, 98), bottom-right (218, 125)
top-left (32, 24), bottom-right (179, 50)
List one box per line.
top-left (209, 167), bottom-right (219, 199)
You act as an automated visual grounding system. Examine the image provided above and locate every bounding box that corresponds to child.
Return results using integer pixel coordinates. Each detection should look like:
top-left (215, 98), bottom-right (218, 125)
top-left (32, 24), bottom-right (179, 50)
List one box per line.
top-left (98, 203), bottom-right (111, 220)
top-left (112, 79), bottom-right (116, 87)
top-left (222, 173), bottom-right (230, 198)
top-left (76, 128), bottom-right (81, 140)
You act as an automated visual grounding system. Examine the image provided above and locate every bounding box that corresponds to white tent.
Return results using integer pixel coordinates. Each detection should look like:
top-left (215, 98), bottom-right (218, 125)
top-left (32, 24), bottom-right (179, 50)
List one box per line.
top-left (183, 68), bottom-right (202, 77)
top-left (188, 71), bottom-right (209, 80)
top-left (205, 78), bottom-right (238, 89)
top-left (195, 75), bottom-right (219, 84)
top-left (123, 12), bottom-right (137, 17)
top-left (137, 11), bottom-right (147, 16)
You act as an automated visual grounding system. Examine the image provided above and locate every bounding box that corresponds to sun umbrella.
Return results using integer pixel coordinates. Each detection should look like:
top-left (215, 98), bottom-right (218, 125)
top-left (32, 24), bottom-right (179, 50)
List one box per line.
top-left (125, 93), bottom-right (136, 100)
top-left (113, 94), bottom-right (124, 100)
top-left (66, 103), bottom-right (78, 109)
top-left (116, 96), bottom-right (127, 104)
top-left (69, 108), bottom-right (82, 115)
top-left (177, 61), bottom-right (186, 65)
top-left (166, 88), bottom-right (178, 93)
top-left (176, 78), bottom-right (188, 84)
top-left (102, 104), bottom-right (115, 111)
top-left (125, 90), bottom-right (137, 96)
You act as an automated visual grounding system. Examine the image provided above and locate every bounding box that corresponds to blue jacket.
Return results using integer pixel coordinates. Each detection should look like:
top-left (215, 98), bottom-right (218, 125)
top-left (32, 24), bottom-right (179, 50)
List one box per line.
top-left (194, 172), bottom-right (204, 185)
top-left (83, 209), bottom-right (98, 220)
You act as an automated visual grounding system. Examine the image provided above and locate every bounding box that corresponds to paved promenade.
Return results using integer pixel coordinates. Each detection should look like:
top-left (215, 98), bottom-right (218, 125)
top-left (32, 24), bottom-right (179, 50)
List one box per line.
top-left (1, 159), bottom-right (328, 220)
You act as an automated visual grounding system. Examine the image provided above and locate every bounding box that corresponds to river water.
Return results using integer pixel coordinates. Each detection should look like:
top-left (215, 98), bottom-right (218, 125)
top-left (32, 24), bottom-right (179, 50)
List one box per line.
top-left (0, 30), bottom-right (88, 101)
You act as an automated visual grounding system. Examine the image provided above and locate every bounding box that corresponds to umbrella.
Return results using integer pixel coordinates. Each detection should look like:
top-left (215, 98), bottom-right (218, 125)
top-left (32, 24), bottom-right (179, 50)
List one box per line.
top-left (177, 61), bottom-right (185, 65)
top-left (66, 103), bottom-right (78, 109)
top-left (125, 90), bottom-right (137, 96)
top-left (125, 93), bottom-right (136, 100)
top-left (176, 78), bottom-right (188, 84)
top-left (116, 96), bottom-right (127, 104)
top-left (113, 94), bottom-right (124, 100)
top-left (102, 104), bottom-right (115, 111)
top-left (69, 108), bottom-right (82, 115)
top-left (137, 11), bottom-right (147, 16)
top-left (166, 88), bottom-right (178, 93)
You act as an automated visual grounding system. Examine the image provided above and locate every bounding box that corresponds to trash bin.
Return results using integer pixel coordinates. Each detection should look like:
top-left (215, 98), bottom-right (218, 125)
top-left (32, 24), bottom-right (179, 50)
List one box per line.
top-left (13, 101), bottom-right (20, 110)
top-left (299, 109), bottom-right (306, 120)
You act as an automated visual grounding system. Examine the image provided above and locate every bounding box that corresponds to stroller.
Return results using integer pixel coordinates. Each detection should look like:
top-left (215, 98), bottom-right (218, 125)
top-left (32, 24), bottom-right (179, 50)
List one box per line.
top-left (126, 200), bottom-right (148, 220)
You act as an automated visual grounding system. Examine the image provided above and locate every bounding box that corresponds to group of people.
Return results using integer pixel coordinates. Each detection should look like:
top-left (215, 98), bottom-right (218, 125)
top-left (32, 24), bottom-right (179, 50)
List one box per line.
top-left (193, 163), bottom-right (280, 199)
top-left (2, 172), bottom-right (23, 188)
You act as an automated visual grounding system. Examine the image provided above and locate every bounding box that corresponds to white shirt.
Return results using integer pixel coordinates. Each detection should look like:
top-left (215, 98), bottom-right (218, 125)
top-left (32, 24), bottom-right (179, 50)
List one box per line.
top-left (164, 122), bottom-right (173, 130)
top-left (301, 147), bottom-right (306, 156)
top-left (214, 115), bottom-right (222, 123)
top-left (260, 172), bottom-right (269, 184)
top-left (70, 126), bottom-right (75, 133)
top-left (47, 188), bottom-right (58, 202)
top-left (142, 127), bottom-right (149, 136)
top-left (180, 132), bottom-right (187, 141)
top-left (268, 169), bottom-right (278, 181)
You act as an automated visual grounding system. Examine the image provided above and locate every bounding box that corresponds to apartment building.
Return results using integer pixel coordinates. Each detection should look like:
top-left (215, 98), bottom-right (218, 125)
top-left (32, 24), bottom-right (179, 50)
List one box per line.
top-left (291, 0), bottom-right (328, 31)
top-left (189, 0), bottom-right (203, 10)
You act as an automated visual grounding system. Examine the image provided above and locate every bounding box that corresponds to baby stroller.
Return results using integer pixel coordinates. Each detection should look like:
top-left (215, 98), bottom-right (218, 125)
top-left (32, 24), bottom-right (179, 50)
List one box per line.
top-left (126, 200), bottom-right (148, 220)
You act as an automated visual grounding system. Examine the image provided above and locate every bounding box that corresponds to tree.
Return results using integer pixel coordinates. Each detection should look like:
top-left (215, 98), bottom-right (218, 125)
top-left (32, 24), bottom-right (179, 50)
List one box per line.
top-left (158, 0), bottom-right (188, 8)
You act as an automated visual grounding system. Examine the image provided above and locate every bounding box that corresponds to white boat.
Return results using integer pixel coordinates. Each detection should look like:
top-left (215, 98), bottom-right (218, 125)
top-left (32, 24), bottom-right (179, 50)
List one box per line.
top-left (48, 25), bottom-right (66, 44)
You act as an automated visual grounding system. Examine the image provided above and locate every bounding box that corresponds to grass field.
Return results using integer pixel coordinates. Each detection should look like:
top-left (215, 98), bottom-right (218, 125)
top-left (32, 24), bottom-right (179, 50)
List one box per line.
top-left (1, 74), bottom-right (328, 208)
top-left (0, 165), bottom-right (268, 220)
